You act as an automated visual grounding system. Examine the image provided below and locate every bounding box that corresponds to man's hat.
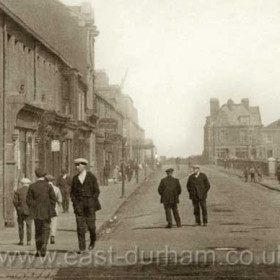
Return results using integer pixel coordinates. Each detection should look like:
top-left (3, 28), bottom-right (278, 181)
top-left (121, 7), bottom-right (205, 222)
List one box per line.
top-left (45, 174), bottom-right (55, 182)
top-left (35, 168), bottom-right (47, 178)
top-left (74, 158), bottom-right (88, 165)
top-left (165, 168), bottom-right (174, 173)
top-left (20, 178), bottom-right (31, 185)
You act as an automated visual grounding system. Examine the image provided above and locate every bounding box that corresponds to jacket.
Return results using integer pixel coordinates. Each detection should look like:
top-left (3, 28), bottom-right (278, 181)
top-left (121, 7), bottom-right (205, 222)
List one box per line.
top-left (158, 176), bottom-right (182, 205)
top-left (13, 186), bottom-right (30, 216)
top-left (187, 172), bottom-right (210, 201)
top-left (57, 175), bottom-right (72, 194)
top-left (71, 171), bottom-right (101, 212)
top-left (26, 179), bottom-right (57, 220)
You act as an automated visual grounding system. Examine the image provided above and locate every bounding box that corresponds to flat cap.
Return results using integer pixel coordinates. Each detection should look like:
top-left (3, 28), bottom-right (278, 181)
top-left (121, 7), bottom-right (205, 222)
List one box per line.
top-left (45, 174), bottom-right (55, 182)
top-left (20, 178), bottom-right (31, 185)
top-left (165, 168), bottom-right (174, 173)
top-left (74, 158), bottom-right (88, 165)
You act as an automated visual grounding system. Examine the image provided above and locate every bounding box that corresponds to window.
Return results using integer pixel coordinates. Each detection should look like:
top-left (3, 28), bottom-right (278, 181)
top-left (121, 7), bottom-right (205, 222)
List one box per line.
top-left (240, 130), bottom-right (247, 143)
top-left (239, 116), bottom-right (250, 124)
top-left (216, 148), bottom-right (227, 159)
top-left (267, 149), bottom-right (273, 158)
top-left (266, 135), bottom-right (272, 144)
top-left (235, 148), bottom-right (248, 159)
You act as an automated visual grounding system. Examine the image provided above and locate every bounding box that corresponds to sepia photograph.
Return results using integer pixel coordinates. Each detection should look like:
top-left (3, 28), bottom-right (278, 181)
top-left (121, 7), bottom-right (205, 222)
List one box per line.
top-left (1, 0), bottom-right (280, 279)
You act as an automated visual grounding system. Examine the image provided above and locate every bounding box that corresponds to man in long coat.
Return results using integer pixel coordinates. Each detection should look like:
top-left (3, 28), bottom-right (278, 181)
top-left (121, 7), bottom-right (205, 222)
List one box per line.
top-left (71, 158), bottom-right (101, 253)
top-left (26, 169), bottom-right (56, 256)
top-left (158, 168), bottom-right (182, 228)
top-left (186, 165), bottom-right (211, 226)
top-left (13, 177), bottom-right (33, 246)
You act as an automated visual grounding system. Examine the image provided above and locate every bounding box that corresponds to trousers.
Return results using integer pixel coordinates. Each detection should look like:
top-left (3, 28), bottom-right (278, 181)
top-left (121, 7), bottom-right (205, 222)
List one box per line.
top-left (74, 198), bottom-right (97, 251)
top-left (17, 214), bottom-right (32, 242)
top-left (164, 203), bottom-right (181, 226)
top-left (192, 199), bottom-right (207, 224)
top-left (62, 193), bottom-right (70, 213)
top-left (34, 219), bottom-right (51, 254)
top-left (50, 216), bottom-right (58, 237)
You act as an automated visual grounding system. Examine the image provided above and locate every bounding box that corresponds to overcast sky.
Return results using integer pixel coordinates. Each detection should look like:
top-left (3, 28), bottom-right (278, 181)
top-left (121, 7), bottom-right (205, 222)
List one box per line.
top-left (61, 0), bottom-right (280, 157)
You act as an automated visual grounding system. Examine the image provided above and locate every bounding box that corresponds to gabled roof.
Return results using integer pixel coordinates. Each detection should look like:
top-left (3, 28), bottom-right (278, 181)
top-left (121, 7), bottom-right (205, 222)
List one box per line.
top-left (210, 103), bottom-right (262, 127)
top-left (264, 119), bottom-right (280, 129)
top-left (1, 0), bottom-right (88, 78)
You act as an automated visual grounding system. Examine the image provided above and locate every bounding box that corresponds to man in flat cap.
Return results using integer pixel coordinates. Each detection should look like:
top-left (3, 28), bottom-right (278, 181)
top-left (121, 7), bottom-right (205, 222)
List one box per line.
top-left (71, 158), bottom-right (101, 253)
top-left (13, 178), bottom-right (33, 246)
top-left (187, 165), bottom-right (211, 226)
top-left (27, 168), bottom-right (56, 256)
top-left (158, 168), bottom-right (182, 228)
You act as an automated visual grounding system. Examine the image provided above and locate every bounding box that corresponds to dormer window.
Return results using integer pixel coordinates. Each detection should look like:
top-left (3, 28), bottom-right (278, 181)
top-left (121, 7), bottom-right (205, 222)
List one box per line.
top-left (239, 116), bottom-right (249, 124)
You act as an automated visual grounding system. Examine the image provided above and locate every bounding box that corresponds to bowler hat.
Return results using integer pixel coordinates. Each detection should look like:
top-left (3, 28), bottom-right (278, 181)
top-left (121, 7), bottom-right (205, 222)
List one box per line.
top-left (35, 168), bottom-right (47, 178)
top-left (74, 158), bottom-right (88, 165)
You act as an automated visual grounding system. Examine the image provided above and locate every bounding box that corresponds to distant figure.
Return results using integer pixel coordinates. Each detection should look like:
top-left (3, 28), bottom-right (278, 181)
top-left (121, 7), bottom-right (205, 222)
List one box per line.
top-left (187, 165), bottom-right (211, 226)
top-left (134, 161), bottom-right (140, 183)
top-left (243, 167), bottom-right (249, 183)
top-left (249, 167), bottom-right (256, 183)
top-left (27, 169), bottom-right (56, 257)
top-left (45, 175), bottom-right (62, 245)
top-left (126, 163), bottom-right (133, 182)
top-left (113, 165), bottom-right (119, 184)
top-left (277, 166), bottom-right (280, 184)
top-left (13, 178), bottom-right (33, 246)
top-left (57, 169), bottom-right (72, 213)
top-left (158, 168), bottom-right (182, 228)
top-left (256, 166), bottom-right (262, 182)
top-left (103, 160), bottom-right (111, 186)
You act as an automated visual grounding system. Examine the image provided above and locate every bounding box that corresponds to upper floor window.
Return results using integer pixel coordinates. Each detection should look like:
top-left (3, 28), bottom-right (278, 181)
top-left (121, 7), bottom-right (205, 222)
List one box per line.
top-left (239, 115), bottom-right (250, 124)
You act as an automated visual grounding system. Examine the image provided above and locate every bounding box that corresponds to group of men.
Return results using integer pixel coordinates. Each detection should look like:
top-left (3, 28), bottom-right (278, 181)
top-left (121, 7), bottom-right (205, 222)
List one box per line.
top-left (158, 165), bottom-right (211, 228)
top-left (13, 158), bottom-right (101, 256)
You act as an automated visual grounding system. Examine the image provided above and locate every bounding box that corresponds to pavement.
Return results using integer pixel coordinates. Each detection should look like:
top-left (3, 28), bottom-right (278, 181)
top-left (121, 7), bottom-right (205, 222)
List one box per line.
top-left (214, 165), bottom-right (280, 191)
top-left (0, 169), bottom-right (153, 269)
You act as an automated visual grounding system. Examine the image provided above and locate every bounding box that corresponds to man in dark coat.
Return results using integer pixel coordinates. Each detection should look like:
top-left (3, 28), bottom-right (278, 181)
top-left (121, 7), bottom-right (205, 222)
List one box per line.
top-left (71, 158), bottom-right (101, 253)
top-left (57, 169), bottom-right (72, 213)
top-left (187, 165), bottom-right (211, 226)
top-left (26, 169), bottom-right (57, 256)
top-left (13, 177), bottom-right (33, 246)
top-left (158, 168), bottom-right (182, 228)
top-left (103, 160), bottom-right (111, 186)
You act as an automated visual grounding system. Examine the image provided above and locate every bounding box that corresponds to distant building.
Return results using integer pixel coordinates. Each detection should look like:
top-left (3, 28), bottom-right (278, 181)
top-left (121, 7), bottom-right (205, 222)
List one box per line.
top-left (203, 98), bottom-right (263, 164)
top-left (262, 119), bottom-right (280, 160)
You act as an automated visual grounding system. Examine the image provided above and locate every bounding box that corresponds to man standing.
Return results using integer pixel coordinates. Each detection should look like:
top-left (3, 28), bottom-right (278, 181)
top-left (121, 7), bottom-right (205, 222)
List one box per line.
top-left (45, 175), bottom-right (62, 245)
top-left (103, 160), bottom-right (111, 186)
top-left (158, 168), bottom-right (182, 228)
top-left (13, 178), bottom-right (33, 246)
top-left (71, 158), bottom-right (101, 253)
top-left (26, 169), bottom-right (56, 257)
top-left (57, 169), bottom-right (72, 213)
top-left (187, 165), bottom-right (210, 226)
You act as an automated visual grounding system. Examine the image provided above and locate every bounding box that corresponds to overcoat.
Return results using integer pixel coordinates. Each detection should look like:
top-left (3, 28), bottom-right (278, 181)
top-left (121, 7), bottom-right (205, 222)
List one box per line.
top-left (13, 186), bottom-right (30, 216)
top-left (186, 172), bottom-right (210, 201)
top-left (158, 176), bottom-right (182, 205)
top-left (26, 180), bottom-right (57, 220)
top-left (71, 171), bottom-right (101, 212)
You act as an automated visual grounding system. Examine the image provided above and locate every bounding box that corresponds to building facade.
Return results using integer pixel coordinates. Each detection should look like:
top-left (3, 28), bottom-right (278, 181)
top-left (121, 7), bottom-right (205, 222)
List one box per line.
top-left (203, 98), bottom-right (263, 164)
top-left (0, 0), bottom-right (98, 227)
top-left (262, 120), bottom-right (280, 160)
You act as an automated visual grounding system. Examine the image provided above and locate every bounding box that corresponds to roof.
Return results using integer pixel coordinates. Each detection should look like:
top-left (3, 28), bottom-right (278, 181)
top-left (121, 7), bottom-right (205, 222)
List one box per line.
top-left (264, 119), bottom-right (280, 130)
top-left (1, 0), bottom-right (88, 78)
top-left (210, 103), bottom-right (262, 127)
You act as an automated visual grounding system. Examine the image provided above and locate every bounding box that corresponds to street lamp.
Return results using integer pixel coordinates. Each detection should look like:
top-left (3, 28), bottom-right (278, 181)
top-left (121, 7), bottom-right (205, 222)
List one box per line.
top-left (121, 137), bottom-right (127, 198)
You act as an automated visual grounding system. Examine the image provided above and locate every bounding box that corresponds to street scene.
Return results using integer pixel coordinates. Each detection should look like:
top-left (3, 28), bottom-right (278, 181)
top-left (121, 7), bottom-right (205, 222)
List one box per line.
top-left (1, 0), bottom-right (280, 279)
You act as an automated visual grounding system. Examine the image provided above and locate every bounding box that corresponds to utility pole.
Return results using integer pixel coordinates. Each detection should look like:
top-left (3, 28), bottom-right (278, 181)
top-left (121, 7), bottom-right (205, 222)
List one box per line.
top-left (121, 137), bottom-right (127, 198)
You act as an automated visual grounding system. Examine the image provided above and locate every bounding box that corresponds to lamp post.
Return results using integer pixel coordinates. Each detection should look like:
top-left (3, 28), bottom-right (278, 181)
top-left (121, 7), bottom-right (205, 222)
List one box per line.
top-left (121, 137), bottom-right (127, 198)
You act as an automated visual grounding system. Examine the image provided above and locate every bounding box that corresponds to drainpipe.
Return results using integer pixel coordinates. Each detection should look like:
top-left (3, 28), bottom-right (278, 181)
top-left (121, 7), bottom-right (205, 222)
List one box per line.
top-left (2, 15), bottom-right (6, 224)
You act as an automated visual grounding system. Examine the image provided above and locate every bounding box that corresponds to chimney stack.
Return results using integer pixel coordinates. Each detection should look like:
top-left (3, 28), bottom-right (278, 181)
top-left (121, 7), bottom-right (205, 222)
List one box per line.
top-left (241, 98), bottom-right (249, 110)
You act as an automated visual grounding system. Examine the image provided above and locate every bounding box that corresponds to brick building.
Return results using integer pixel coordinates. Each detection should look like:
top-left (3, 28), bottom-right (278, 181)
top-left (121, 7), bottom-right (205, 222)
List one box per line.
top-left (0, 0), bottom-right (98, 227)
top-left (262, 119), bottom-right (280, 160)
top-left (203, 98), bottom-right (263, 164)
top-left (94, 70), bottom-right (146, 182)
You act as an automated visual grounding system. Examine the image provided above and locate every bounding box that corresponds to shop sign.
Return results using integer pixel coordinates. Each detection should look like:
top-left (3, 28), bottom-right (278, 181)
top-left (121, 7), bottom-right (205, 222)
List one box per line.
top-left (51, 140), bottom-right (60, 152)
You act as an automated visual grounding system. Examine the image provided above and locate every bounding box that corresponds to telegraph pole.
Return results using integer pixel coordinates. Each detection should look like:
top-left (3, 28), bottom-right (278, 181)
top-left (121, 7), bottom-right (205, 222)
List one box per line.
top-left (121, 138), bottom-right (127, 198)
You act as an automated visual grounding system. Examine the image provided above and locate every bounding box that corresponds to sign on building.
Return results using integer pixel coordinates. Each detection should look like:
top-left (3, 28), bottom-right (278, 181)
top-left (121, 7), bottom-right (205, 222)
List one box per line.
top-left (99, 118), bottom-right (118, 132)
top-left (51, 140), bottom-right (60, 152)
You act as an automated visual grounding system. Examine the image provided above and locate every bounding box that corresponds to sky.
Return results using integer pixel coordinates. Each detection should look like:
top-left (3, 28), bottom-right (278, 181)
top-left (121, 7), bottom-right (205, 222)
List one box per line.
top-left (61, 0), bottom-right (280, 157)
